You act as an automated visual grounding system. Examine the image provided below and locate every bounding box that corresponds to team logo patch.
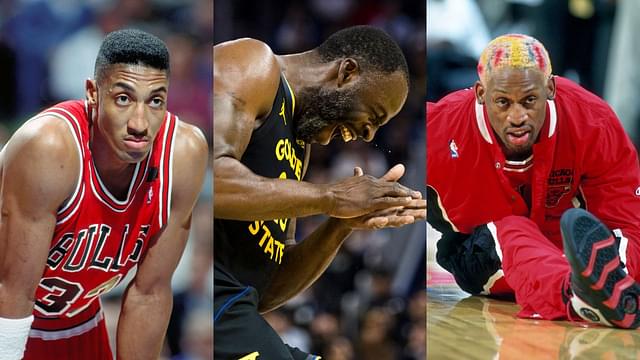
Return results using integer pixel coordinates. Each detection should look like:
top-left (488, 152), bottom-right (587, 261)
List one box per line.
top-left (623, 294), bottom-right (638, 314)
top-left (546, 185), bottom-right (571, 208)
top-left (579, 308), bottom-right (601, 323)
top-left (546, 168), bottom-right (573, 207)
top-left (449, 139), bottom-right (459, 158)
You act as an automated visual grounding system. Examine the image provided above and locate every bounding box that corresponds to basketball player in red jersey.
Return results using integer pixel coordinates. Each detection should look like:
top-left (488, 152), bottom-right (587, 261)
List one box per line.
top-left (0, 29), bottom-right (208, 359)
top-left (428, 34), bottom-right (640, 328)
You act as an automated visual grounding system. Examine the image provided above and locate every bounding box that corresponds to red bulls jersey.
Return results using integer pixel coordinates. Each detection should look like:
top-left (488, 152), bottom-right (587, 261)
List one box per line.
top-left (28, 100), bottom-right (176, 336)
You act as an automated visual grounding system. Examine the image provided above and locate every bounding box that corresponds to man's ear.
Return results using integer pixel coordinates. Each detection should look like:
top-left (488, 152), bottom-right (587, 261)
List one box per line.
top-left (336, 58), bottom-right (359, 87)
top-left (474, 81), bottom-right (485, 104)
top-left (86, 79), bottom-right (98, 106)
top-left (546, 75), bottom-right (556, 100)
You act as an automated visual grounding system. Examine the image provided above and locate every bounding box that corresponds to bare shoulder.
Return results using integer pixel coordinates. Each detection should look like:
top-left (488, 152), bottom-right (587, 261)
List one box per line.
top-left (4, 115), bottom-right (79, 170)
top-left (170, 120), bottom-right (208, 205)
top-left (214, 38), bottom-right (278, 74)
top-left (172, 120), bottom-right (208, 160)
top-left (1, 114), bottom-right (80, 207)
top-left (214, 38), bottom-right (281, 115)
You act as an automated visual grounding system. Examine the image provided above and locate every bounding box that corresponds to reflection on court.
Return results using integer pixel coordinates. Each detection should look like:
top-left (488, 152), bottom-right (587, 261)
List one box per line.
top-left (427, 226), bottom-right (640, 359)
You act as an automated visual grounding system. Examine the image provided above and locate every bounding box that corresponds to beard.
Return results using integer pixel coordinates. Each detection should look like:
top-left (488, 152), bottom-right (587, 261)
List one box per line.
top-left (295, 86), bottom-right (356, 143)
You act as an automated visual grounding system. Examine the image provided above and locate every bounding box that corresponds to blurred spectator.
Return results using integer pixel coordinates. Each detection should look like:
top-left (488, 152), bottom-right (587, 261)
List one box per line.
top-left (165, 33), bottom-right (211, 139)
top-left (426, 0), bottom-right (490, 100)
top-left (310, 312), bottom-right (342, 352)
top-left (264, 310), bottom-right (313, 353)
top-left (2, 0), bottom-right (91, 116)
top-left (605, 0), bottom-right (640, 145)
top-left (357, 307), bottom-right (399, 359)
top-left (172, 308), bottom-right (214, 360)
top-left (49, 3), bottom-right (127, 101)
top-left (323, 336), bottom-right (355, 360)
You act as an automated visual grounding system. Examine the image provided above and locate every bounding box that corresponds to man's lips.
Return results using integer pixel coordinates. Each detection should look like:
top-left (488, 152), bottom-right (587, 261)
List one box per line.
top-left (123, 137), bottom-right (149, 150)
top-left (505, 129), bottom-right (530, 146)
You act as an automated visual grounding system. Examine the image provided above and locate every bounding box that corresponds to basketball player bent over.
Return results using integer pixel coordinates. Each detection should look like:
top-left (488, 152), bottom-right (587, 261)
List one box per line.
top-left (0, 29), bottom-right (208, 359)
top-left (428, 34), bottom-right (640, 329)
top-left (214, 26), bottom-right (426, 359)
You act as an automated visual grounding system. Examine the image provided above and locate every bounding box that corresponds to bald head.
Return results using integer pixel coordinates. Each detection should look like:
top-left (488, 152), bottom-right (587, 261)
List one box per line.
top-left (477, 34), bottom-right (552, 85)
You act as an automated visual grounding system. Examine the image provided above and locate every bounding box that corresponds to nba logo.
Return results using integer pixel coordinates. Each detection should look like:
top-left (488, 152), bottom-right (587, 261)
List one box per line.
top-left (147, 188), bottom-right (153, 204)
top-left (449, 139), bottom-right (459, 158)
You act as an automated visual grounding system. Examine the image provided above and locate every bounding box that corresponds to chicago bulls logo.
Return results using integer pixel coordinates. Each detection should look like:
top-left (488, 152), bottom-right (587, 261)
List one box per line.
top-left (546, 185), bottom-right (571, 207)
top-left (546, 168), bottom-right (574, 207)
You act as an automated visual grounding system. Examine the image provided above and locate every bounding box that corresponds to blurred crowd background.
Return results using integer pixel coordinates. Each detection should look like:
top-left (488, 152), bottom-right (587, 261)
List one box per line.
top-left (0, 0), bottom-right (212, 359)
top-left (427, 0), bottom-right (640, 147)
top-left (215, 1), bottom-right (426, 359)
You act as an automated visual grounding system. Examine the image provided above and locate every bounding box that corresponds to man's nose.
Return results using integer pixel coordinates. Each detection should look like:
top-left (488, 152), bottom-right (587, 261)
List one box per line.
top-left (507, 104), bottom-right (527, 125)
top-left (128, 103), bottom-right (149, 134)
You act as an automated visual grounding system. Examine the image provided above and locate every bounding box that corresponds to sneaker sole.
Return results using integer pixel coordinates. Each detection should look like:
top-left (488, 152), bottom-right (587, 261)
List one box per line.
top-left (560, 208), bottom-right (640, 329)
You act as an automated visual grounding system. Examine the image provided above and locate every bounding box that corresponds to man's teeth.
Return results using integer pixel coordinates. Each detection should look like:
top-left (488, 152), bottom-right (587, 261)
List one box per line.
top-left (340, 126), bottom-right (353, 142)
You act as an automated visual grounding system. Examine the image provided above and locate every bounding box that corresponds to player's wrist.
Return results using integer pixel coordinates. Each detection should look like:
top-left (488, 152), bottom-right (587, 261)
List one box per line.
top-left (319, 183), bottom-right (336, 216)
top-left (0, 314), bottom-right (33, 360)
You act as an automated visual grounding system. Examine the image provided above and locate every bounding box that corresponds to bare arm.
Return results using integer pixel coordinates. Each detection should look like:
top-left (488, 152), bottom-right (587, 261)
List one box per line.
top-left (116, 123), bottom-right (208, 359)
top-left (258, 165), bottom-right (426, 312)
top-left (214, 39), bottom-right (419, 221)
top-left (0, 117), bottom-right (79, 318)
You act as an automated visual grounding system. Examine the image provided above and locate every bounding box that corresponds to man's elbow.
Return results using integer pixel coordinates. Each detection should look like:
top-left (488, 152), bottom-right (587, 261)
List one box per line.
top-left (126, 279), bottom-right (173, 304)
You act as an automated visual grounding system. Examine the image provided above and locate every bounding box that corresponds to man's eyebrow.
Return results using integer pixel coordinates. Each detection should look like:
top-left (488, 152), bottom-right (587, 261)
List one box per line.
top-left (493, 84), bottom-right (538, 94)
top-left (111, 82), bottom-right (167, 95)
top-left (112, 82), bottom-right (135, 92)
top-left (150, 86), bottom-right (168, 94)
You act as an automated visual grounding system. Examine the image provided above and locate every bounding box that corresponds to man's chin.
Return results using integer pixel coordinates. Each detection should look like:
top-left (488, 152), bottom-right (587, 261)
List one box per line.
top-left (123, 150), bottom-right (149, 163)
top-left (504, 146), bottom-right (533, 161)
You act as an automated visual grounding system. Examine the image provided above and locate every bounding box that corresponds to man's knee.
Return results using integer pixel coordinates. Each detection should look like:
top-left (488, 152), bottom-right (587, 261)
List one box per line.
top-left (437, 224), bottom-right (503, 295)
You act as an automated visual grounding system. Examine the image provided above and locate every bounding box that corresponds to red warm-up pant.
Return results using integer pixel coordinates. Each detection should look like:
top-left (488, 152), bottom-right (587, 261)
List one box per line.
top-left (489, 216), bottom-right (640, 320)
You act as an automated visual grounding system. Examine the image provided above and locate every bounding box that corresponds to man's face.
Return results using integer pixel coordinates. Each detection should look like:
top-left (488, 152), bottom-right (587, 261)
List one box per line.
top-left (88, 64), bottom-right (169, 163)
top-left (475, 68), bottom-right (555, 160)
top-left (296, 70), bottom-right (408, 145)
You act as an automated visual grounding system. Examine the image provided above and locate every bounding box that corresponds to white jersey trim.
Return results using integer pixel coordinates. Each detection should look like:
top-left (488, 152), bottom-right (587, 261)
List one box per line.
top-left (33, 109), bottom-right (85, 223)
top-left (481, 269), bottom-right (504, 296)
top-left (28, 310), bottom-right (103, 341)
top-left (56, 185), bottom-right (85, 225)
top-left (88, 146), bottom-right (152, 213)
top-left (158, 114), bottom-right (176, 228)
top-left (92, 161), bottom-right (141, 206)
top-left (487, 221), bottom-right (503, 261)
top-left (167, 116), bottom-right (177, 225)
top-left (547, 99), bottom-right (557, 138)
top-left (475, 101), bottom-right (493, 144)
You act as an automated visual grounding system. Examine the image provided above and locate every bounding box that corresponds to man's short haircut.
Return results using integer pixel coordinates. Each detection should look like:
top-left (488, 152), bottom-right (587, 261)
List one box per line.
top-left (317, 25), bottom-right (409, 84)
top-left (94, 29), bottom-right (170, 82)
top-left (477, 34), bottom-right (552, 85)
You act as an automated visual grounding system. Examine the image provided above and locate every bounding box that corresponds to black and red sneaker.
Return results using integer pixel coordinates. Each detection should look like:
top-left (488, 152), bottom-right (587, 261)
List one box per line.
top-left (560, 208), bottom-right (640, 329)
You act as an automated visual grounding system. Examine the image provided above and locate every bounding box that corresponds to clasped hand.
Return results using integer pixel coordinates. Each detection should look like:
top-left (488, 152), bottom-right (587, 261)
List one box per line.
top-left (328, 164), bottom-right (426, 230)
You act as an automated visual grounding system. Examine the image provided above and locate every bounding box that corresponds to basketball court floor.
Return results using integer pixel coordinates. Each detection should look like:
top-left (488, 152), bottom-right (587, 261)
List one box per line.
top-left (427, 226), bottom-right (640, 359)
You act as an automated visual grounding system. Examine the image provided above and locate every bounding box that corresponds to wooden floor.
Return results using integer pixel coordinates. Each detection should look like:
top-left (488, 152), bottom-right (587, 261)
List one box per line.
top-left (427, 226), bottom-right (640, 360)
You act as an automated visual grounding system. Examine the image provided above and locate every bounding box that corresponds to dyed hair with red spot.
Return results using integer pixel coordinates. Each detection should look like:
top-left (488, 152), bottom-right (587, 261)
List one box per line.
top-left (477, 34), bottom-right (552, 85)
